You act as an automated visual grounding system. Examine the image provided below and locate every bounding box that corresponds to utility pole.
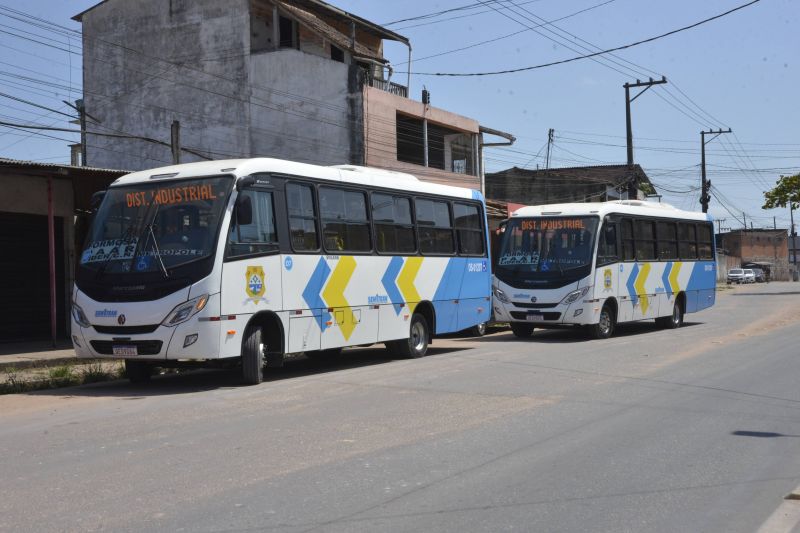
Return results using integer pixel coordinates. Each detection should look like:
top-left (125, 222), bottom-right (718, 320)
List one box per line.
top-left (544, 128), bottom-right (554, 170)
top-left (743, 212), bottom-right (747, 230)
top-left (63, 99), bottom-right (100, 166)
top-left (171, 120), bottom-right (181, 164)
top-left (716, 218), bottom-right (725, 235)
top-left (624, 76), bottom-right (667, 199)
top-left (790, 205), bottom-right (797, 270)
top-left (700, 128), bottom-right (732, 213)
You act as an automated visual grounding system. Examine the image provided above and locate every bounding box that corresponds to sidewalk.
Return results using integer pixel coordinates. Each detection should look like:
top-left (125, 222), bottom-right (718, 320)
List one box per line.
top-left (0, 341), bottom-right (88, 371)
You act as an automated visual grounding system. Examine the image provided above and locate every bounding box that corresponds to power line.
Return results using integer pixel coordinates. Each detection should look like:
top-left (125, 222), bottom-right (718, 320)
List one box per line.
top-left (400, 0), bottom-right (761, 76)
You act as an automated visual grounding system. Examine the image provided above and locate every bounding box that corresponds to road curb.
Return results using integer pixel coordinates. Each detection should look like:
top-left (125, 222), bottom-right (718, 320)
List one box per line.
top-left (0, 356), bottom-right (101, 372)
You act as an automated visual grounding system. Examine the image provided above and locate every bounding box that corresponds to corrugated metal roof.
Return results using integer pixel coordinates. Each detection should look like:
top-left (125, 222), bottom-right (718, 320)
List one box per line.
top-left (0, 157), bottom-right (128, 175)
top-left (276, 1), bottom-right (386, 62)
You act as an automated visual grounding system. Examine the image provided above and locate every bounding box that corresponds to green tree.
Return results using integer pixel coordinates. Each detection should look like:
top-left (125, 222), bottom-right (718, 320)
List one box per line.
top-left (762, 173), bottom-right (800, 210)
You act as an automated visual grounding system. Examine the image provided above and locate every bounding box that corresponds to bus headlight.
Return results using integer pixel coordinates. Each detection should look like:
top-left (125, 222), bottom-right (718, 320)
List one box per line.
top-left (162, 294), bottom-right (209, 327)
top-left (71, 303), bottom-right (91, 328)
top-left (560, 286), bottom-right (591, 305)
top-left (493, 287), bottom-right (511, 304)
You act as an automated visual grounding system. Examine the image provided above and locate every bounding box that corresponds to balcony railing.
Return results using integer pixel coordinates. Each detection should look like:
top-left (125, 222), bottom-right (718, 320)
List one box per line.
top-left (368, 78), bottom-right (408, 98)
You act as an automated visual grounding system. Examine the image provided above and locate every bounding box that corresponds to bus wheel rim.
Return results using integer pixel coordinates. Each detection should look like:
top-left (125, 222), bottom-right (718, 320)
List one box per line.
top-left (411, 322), bottom-right (425, 352)
top-left (599, 312), bottom-right (610, 334)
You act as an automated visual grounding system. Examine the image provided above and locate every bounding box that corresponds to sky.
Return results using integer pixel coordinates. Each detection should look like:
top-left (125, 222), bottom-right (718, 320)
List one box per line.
top-left (0, 0), bottom-right (797, 230)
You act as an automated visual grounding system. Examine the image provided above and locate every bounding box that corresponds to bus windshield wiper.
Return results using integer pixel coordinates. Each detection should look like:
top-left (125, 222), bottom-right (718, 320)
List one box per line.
top-left (130, 201), bottom-right (169, 278)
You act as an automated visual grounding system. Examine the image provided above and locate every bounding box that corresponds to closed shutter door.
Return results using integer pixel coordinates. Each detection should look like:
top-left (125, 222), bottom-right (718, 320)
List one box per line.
top-left (0, 212), bottom-right (65, 341)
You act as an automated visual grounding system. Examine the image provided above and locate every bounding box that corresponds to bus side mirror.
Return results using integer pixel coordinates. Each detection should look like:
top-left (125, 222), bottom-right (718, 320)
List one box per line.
top-left (89, 190), bottom-right (105, 214)
top-left (604, 225), bottom-right (616, 245)
top-left (235, 195), bottom-right (252, 226)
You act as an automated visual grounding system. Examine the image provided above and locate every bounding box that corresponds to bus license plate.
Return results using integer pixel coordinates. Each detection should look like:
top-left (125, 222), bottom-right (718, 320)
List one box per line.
top-left (112, 345), bottom-right (138, 356)
top-left (526, 314), bottom-right (544, 322)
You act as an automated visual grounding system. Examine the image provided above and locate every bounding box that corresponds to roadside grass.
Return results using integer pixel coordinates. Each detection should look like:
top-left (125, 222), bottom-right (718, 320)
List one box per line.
top-left (0, 361), bottom-right (124, 395)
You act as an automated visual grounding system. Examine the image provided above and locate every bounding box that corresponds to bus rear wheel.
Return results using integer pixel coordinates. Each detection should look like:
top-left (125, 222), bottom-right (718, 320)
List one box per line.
top-left (590, 305), bottom-right (615, 339)
top-left (242, 324), bottom-right (264, 385)
top-left (656, 300), bottom-right (684, 329)
top-left (510, 323), bottom-right (534, 338)
top-left (390, 313), bottom-right (429, 358)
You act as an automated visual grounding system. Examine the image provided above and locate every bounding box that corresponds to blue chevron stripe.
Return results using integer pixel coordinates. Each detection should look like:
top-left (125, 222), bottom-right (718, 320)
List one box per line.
top-left (302, 257), bottom-right (332, 331)
top-left (662, 261), bottom-right (673, 299)
top-left (626, 262), bottom-right (639, 306)
top-left (381, 256), bottom-right (404, 314)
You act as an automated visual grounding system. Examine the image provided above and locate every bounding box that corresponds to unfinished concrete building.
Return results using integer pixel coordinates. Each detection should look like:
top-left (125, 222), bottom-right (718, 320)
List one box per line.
top-left (74, 0), bottom-right (512, 189)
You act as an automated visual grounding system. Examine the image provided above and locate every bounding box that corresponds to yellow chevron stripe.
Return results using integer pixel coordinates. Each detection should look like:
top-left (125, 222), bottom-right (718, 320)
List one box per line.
top-left (397, 257), bottom-right (423, 313)
top-left (634, 262), bottom-right (651, 314)
top-left (322, 256), bottom-right (357, 341)
top-left (669, 261), bottom-right (682, 294)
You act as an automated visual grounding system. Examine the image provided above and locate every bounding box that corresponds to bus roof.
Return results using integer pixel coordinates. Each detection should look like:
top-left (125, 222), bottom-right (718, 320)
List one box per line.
top-left (510, 200), bottom-right (712, 222)
top-left (109, 158), bottom-right (481, 201)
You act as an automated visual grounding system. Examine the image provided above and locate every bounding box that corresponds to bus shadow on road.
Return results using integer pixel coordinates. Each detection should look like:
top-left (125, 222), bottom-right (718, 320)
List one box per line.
top-left (464, 321), bottom-right (703, 344)
top-left (27, 345), bottom-right (469, 398)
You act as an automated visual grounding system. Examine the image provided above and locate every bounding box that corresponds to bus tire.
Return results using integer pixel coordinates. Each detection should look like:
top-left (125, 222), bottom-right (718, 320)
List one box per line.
top-left (242, 324), bottom-right (264, 385)
top-left (656, 299), bottom-right (684, 329)
top-left (125, 359), bottom-right (151, 383)
top-left (590, 304), bottom-right (615, 339)
top-left (393, 313), bottom-right (430, 358)
top-left (510, 323), bottom-right (534, 338)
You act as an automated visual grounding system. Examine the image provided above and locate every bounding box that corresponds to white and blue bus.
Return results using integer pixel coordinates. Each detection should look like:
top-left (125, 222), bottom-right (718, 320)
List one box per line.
top-left (492, 201), bottom-right (716, 338)
top-left (72, 158), bottom-right (491, 383)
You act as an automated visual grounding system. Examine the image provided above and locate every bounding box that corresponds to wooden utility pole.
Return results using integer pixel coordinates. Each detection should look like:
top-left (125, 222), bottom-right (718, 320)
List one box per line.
top-left (624, 77), bottom-right (667, 199)
top-left (544, 128), bottom-right (554, 170)
top-left (700, 128), bottom-right (732, 213)
top-left (171, 120), bottom-right (181, 164)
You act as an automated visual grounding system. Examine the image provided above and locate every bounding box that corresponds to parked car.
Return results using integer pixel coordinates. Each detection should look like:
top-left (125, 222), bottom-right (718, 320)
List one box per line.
top-left (727, 268), bottom-right (745, 284)
top-left (751, 267), bottom-right (766, 283)
top-left (742, 269), bottom-right (757, 283)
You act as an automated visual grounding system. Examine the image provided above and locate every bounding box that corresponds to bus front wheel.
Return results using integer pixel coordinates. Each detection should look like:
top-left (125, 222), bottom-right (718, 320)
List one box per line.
top-left (510, 323), bottom-right (534, 338)
top-left (390, 313), bottom-right (430, 358)
top-left (125, 359), bottom-right (151, 383)
top-left (242, 324), bottom-right (264, 385)
top-left (590, 305), bottom-right (615, 339)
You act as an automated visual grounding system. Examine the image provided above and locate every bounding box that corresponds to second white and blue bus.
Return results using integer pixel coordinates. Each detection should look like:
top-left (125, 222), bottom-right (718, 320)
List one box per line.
top-left (492, 200), bottom-right (716, 338)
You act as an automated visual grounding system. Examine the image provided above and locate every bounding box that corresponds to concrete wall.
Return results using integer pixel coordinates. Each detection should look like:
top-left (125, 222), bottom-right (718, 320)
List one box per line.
top-left (486, 169), bottom-right (611, 205)
top-left (363, 86), bottom-right (480, 189)
top-left (248, 49), bottom-right (358, 166)
top-left (81, 0), bottom-right (362, 171)
top-left (82, 0), bottom-right (252, 170)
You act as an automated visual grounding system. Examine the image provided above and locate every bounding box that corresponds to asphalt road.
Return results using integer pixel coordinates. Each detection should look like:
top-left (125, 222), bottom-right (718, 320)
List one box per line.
top-left (2, 283), bottom-right (800, 532)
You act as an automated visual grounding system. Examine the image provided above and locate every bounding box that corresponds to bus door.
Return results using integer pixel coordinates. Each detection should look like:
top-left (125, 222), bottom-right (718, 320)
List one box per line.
top-left (220, 185), bottom-right (284, 356)
top-left (595, 218), bottom-right (620, 314)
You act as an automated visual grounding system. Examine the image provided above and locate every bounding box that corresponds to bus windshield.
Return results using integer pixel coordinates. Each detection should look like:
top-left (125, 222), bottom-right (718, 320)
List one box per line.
top-left (496, 216), bottom-right (599, 285)
top-left (80, 177), bottom-right (233, 275)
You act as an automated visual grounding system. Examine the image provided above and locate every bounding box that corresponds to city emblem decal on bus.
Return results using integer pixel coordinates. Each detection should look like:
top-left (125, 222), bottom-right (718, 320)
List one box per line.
top-left (245, 266), bottom-right (266, 300)
top-left (603, 268), bottom-right (613, 290)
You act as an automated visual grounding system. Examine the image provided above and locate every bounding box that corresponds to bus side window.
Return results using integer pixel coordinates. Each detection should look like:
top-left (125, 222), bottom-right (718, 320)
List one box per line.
top-left (697, 223), bottom-right (713, 259)
top-left (454, 202), bottom-right (485, 256)
top-left (372, 193), bottom-right (415, 254)
top-left (598, 222), bottom-right (618, 266)
top-left (416, 198), bottom-right (454, 255)
top-left (227, 189), bottom-right (279, 258)
top-left (621, 218), bottom-right (635, 261)
top-left (286, 183), bottom-right (319, 251)
top-left (657, 221), bottom-right (678, 260)
top-left (678, 223), bottom-right (698, 259)
top-left (319, 186), bottom-right (371, 252)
